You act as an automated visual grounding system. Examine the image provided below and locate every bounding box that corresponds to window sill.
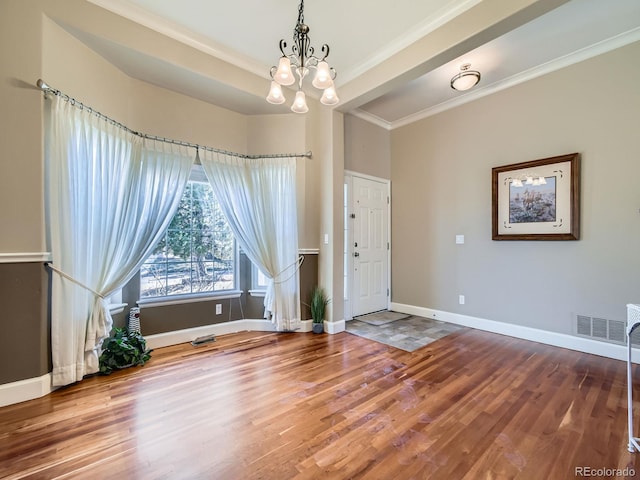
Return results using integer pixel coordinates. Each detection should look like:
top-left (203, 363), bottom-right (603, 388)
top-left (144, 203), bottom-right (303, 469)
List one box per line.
top-left (109, 303), bottom-right (128, 315)
top-left (249, 289), bottom-right (266, 298)
top-left (137, 290), bottom-right (243, 309)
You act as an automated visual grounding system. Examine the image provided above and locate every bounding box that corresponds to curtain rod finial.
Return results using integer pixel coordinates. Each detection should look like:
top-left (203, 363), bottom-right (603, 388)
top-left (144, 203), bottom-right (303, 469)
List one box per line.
top-left (37, 79), bottom-right (50, 90)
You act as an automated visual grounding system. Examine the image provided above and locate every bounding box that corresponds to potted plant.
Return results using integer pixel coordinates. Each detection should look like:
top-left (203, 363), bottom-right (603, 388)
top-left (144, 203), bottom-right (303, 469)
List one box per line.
top-left (99, 327), bottom-right (152, 375)
top-left (310, 286), bottom-right (330, 334)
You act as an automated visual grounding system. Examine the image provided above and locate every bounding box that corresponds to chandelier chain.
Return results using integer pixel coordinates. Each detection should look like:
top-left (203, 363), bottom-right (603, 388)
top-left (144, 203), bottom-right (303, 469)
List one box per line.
top-left (297, 0), bottom-right (304, 26)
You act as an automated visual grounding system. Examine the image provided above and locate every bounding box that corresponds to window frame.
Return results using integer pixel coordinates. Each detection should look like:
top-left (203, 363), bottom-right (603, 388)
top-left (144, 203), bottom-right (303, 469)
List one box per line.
top-left (249, 263), bottom-right (269, 297)
top-left (107, 289), bottom-right (127, 315)
top-left (137, 165), bottom-right (240, 306)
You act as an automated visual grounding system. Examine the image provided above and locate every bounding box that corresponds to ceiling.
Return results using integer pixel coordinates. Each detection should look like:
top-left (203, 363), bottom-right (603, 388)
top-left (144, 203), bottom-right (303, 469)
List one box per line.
top-left (83, 0), bottom-right (640, 129)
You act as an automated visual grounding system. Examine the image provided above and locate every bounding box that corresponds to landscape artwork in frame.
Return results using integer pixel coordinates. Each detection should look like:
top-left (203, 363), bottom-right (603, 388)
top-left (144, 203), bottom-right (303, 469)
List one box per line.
top-left (492, 153), bottom-right (580, 240)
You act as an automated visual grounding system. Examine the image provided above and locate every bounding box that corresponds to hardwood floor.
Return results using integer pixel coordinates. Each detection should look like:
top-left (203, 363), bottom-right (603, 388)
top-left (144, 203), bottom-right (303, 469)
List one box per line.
top-left (2, 328), bottom-right (640, 479)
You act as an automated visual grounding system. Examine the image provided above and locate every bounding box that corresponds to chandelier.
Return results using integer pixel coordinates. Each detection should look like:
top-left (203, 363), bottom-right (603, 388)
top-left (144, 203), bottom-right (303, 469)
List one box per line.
top-left (266, 0), bottom-right (339, 113)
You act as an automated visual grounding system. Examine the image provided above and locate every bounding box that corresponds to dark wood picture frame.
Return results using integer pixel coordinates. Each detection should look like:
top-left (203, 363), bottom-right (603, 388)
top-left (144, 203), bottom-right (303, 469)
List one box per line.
top-left (492, 153), bottom-right (580, 241)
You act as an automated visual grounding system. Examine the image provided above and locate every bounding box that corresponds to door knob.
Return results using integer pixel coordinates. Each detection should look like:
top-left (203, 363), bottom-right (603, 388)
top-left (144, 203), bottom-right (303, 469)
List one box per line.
top-left (354, 252), bottom-right (360, 257)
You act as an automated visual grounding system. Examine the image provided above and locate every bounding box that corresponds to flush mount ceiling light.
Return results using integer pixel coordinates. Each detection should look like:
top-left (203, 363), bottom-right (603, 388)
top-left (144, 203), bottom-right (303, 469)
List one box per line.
top-left (266, 0), bottom-right (339, 113)
top-left (450, 63), bottom-right (481, 91)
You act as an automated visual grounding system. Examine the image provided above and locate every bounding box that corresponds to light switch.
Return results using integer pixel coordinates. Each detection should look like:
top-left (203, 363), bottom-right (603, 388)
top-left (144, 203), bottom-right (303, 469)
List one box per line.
top-left (324, 233), bottom-right (329, 245)
top-left (456, 234), bottom-right (465, 244)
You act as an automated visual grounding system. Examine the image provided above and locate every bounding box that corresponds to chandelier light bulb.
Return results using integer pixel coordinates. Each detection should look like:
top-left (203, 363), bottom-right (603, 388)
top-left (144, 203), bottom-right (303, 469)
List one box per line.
top-left (291, 90), bottom-right (309, 114)
top-left (312, 61), bottom-right (333, 89)
top-left (275, 57), bottom-right (295, 86)
top-left (320, 85), bottom-right (339, 106)
top-left (266, 81), bottom-right (286, 104)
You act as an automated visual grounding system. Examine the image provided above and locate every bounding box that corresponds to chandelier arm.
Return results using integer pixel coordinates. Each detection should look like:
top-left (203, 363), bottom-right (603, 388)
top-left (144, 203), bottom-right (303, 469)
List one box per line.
top-left (278, 39), bottom-right (287, 57)
top-left (319, 44), bottom-right (330, 62)
top-left (291, 42), bottom-right (300, 62)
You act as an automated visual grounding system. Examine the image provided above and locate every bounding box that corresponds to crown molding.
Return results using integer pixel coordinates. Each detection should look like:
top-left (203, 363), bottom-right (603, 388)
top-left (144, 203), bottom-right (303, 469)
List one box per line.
top-left (349, 109), bottom-right (392, 131)
top-left (389, 26), bottom-right (640, 130)
top-left (338, 0), bottom-right (481, 85)
top-left (87, 0), bottom-right (267, 78)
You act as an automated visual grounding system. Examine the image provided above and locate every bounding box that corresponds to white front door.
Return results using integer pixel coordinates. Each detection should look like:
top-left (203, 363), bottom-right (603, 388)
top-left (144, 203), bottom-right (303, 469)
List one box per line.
top-left (351, 176), bottom-right (389, 317)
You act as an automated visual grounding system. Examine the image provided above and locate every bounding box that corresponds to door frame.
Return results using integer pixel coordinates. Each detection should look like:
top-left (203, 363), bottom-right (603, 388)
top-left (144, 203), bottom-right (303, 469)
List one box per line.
top-left (344, 170), bottom-right (391, 321)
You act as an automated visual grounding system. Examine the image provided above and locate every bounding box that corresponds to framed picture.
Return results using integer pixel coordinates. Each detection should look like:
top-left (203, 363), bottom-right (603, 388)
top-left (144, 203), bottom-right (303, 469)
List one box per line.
top-left (492, 153), bottom-right (580, 240)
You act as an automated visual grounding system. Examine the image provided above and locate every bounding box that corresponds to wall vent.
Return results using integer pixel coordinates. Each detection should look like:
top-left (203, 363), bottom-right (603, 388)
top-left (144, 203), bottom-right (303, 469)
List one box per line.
top-left (574, 314), bottom-right (637, 346)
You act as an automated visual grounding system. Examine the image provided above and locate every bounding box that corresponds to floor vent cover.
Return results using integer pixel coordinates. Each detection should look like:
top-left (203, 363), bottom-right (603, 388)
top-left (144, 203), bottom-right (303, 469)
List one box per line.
top-left (575, 314), bottom-right (639, 345)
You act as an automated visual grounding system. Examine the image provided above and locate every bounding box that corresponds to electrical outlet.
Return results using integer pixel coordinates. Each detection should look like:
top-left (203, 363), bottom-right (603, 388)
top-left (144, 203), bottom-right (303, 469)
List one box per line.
top-left (216, 304), bottom-right (222, 315)
top-left (459, 295), bottom-right (465, 305)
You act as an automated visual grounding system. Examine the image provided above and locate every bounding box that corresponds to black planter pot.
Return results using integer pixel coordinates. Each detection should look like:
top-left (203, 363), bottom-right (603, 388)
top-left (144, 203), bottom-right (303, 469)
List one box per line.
top-left (312, 323), bottom-right (324, 334)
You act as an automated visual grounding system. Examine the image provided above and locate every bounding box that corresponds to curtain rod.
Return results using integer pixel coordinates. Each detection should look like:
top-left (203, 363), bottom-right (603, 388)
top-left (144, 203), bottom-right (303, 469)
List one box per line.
top-left (36, 79), bottom-right (312, 160)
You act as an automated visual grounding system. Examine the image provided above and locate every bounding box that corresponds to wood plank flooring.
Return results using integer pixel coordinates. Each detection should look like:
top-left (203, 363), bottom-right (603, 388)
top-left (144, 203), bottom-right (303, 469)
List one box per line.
top-left (2, 328), bottom-right (640, 479)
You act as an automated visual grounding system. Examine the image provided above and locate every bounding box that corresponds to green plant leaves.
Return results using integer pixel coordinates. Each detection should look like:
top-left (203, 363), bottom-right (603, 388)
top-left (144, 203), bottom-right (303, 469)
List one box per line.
top-left (99, 328), bottom-right (152, 375)
top-left (310, 286), bottom-right (330, 324)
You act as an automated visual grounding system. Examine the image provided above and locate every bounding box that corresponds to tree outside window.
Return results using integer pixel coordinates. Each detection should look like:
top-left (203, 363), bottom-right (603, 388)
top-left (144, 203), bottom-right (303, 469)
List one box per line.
top-left (140, 181), bottom-right (235, 298)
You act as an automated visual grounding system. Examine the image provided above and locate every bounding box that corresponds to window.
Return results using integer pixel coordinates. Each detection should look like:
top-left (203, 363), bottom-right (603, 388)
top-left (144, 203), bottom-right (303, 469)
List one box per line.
top-left (250, 263), bottom-right (269, 296)
top-left (140, 167), bottom-right (236, 299)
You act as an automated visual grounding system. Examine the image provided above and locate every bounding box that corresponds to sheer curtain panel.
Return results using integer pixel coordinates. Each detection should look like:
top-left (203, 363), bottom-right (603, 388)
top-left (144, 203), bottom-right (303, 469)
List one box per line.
top-left (45, 95), bottom-right (193, 386)
top-left (199, 151), bottom-right (301, 331)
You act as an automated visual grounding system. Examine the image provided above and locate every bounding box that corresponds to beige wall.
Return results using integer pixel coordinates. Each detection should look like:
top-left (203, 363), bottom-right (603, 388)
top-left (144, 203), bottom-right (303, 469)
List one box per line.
top-left (1, 2), bottom-right (46, 253)
top-left (391, 40), bottom-right (640, 334)
top-left (313, 106), bottom-right (345, 324)
top-left (344, 115), bottom-right (391, 180)
top-left (246, 114), bottom-right (319, 248)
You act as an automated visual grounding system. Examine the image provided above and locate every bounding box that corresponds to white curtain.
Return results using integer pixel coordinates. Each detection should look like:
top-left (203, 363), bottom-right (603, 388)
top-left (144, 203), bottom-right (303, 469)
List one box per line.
top-left (45, 95), bottom-right (193, 386)
top-left (199, 150), bottom-right (300, 331)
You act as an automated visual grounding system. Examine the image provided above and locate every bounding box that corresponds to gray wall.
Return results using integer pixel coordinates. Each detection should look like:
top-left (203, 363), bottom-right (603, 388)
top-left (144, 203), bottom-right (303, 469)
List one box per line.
top-left (0, 263), bottom-right (50, 383)
top-left (391, 40), bottom-right (640, 335)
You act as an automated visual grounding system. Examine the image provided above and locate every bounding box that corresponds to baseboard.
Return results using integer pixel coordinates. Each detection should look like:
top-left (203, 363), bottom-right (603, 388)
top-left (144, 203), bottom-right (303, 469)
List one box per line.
top-left (0, 373), bottom-right (53, 408)
top-left (145, 319), bottom-right (279, 349)
top-left (299, 319), bottom-right (313, 333)
top-left (326, 319), bottom-right (346, 334)
top-left (390, 302), bottom-right (640, 363)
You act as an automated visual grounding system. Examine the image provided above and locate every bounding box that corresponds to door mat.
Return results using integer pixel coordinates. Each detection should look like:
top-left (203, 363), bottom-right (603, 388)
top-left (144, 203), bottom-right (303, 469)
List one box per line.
top-left (353, 310), bottom-right (409, 326)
